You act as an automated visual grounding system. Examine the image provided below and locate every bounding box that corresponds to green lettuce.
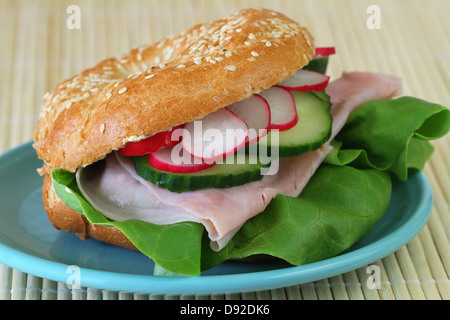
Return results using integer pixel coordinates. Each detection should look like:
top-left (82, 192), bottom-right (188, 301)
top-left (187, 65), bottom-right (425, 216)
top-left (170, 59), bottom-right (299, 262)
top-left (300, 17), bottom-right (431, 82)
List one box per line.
top-left (325, 97), bottom-right (450, 179)
top-left (51, 96), bottom-right (450, 275)
top-left (201, 165), bottom-right (391, 270)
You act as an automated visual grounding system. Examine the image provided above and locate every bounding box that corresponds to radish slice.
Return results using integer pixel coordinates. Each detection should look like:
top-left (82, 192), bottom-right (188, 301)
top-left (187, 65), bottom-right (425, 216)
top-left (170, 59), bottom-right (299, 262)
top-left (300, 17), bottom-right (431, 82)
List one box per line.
top-left (258, 86), bottom-right (298, 131)
top-left (182, 108), bottom-right (249, 163)
top-left (314, 47), bottom-right (336, 58)
top-left (226, 94), bottom-right (271, 146)
top-left (118, 125), bottom-right (182, 156)
top-left (276, 69), bottom-right (330, 92)
top-left (148, 144), bottom-right (214, 173)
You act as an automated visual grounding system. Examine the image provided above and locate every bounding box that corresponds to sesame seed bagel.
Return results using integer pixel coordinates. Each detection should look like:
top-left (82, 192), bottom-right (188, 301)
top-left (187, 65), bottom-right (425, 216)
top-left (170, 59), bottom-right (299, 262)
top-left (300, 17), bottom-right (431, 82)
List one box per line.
top-left (33, 8), bottom-right (315, 174)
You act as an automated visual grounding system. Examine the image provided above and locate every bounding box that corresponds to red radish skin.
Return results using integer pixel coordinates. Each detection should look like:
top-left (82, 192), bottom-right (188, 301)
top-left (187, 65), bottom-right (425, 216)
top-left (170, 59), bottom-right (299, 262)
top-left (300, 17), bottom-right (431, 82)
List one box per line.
top-left (226, 94), bottom-right (271, 146)
top-left (314, 47), bottom-right (336, 57)
top-left (258, 86), bottom-right (298, 131)
top-left (182, 108), bottom-right (249, 163)
top-left (276, 69), bottom-right (330, 92)
top-left (148, 144), bottom-right (214, 173)
top-left (118, 126), bottom-right (182, 156)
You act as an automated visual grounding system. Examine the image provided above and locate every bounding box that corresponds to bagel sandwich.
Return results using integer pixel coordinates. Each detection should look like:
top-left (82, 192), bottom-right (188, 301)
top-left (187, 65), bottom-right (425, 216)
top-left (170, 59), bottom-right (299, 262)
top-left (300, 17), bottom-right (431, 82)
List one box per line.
top-left (34, 8), bottom-right (450, 276)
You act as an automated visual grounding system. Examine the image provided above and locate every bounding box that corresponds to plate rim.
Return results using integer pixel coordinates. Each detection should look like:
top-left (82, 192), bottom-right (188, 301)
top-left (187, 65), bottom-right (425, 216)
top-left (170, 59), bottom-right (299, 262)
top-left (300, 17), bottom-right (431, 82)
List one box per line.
top-left (0, 141), bottom-right (433, 294)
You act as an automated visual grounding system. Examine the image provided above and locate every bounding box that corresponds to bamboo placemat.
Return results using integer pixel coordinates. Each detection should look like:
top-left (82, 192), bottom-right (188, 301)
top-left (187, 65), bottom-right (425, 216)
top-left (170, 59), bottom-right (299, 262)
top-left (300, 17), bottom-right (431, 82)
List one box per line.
top-left (0, 0), bottom-right (449, 300)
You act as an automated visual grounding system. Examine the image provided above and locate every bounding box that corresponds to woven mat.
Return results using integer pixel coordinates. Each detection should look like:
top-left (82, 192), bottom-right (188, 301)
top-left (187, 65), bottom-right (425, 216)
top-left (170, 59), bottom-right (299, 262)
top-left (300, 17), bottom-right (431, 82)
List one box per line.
top-left (0, 0), bottom-right (449, 300)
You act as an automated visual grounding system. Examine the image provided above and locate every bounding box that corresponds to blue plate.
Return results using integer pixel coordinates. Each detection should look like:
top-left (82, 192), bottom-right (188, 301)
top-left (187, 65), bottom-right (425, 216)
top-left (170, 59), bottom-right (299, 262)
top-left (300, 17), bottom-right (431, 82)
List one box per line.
top-left (0, 142), bottom-right (433, 294)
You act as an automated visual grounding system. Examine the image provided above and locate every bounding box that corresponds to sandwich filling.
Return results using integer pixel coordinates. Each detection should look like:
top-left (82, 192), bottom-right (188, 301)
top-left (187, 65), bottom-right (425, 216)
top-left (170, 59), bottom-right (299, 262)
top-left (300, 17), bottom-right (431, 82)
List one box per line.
top-left (74, 72), bottom-right (402, 251)
top-left (51, 69), bottom-right (450, 276)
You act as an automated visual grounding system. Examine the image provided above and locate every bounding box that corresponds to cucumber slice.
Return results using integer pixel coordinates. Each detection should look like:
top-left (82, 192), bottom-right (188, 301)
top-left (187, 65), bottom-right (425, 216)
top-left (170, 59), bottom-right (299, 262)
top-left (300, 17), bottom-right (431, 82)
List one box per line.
top-left (134, 153), bottom-right (269, 193)
top-left (303, 56), bottom-right (329, 74)
top-left (311, 90), bottom-right (331, 109)
top-left (258, 91), bottom-right (332, 158)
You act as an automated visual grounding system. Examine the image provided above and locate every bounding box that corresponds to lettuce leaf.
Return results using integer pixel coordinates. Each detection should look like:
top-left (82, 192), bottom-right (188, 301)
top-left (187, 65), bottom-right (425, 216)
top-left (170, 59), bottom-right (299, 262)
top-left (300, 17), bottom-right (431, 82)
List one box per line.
top-left (200, 165), bottom-right (391, 270)
top-left (50, 96), bottom-right (450, 276)
top-left (325, 97), bottom-right (450, 180)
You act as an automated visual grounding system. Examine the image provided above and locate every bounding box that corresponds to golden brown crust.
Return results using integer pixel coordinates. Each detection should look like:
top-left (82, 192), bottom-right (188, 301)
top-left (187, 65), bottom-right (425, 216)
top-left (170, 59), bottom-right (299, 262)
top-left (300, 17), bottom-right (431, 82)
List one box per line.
top-left (33, 8), bottom-right (314, 174)
top-left (43, 174), bottom-right (137, 250)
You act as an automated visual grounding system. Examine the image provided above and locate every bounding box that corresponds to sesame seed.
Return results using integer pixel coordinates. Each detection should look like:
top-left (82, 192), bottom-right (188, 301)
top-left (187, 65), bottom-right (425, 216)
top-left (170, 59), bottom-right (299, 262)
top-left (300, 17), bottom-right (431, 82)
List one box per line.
top-left (247, 57), bottom-right (256, 62)
top-left (225, 51), bottom-right (232, 57)
top-left (99, 123), bottom-right (105, 134)
top-left (177, 64), bottom-right (186, 68)
top-left (62, 100), bottom-right (72, 109)
top-left (145, 74), bottom-right (155, 79)
top-left (251, 51), bottom-right (259, 57)
top-left (106, 92), bottom-right (112, 99)
top-left (194, 57), bottom-right (202, 65)
top-left (248, 33), bottom-right (255, 40)
top-left (265, 41), bottom-right (272, 47)
top-left (90, 87), bottom-right (99, 92)
top-left (214, 57), bottom-right (224, 62)
top-left (244, 41), bottom-right (251, 46)
top-left (159, 63), bottom-right (166, 68)
top-left (118, 87), bottom-right (127, 94)
top-left (225, 65), bottom-right (236, 71)
top-left (236, 28), bottom-right (242, 33)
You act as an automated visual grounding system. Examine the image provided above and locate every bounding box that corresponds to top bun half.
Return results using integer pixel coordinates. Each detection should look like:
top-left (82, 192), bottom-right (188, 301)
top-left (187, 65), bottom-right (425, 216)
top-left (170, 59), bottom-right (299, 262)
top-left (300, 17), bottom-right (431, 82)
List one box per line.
top-left (33, 8), bottom-right (315, 174)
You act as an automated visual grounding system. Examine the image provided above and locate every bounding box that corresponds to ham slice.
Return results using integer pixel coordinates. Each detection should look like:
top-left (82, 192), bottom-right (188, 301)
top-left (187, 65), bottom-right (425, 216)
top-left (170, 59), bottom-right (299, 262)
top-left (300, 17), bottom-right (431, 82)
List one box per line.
top-left (326, 72), bottom-right (402, 135)
top-left (76, 72), bottom-right (402, 251)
